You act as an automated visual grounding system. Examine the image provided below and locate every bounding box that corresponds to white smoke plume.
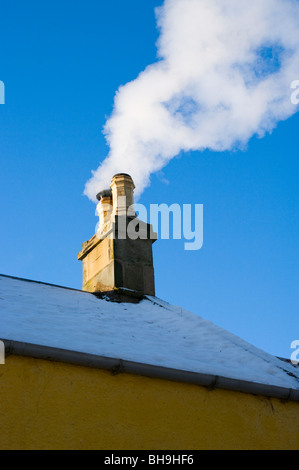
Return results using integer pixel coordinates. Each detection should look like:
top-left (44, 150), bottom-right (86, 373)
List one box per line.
top-left (84, 0), bottom-right (299, 201)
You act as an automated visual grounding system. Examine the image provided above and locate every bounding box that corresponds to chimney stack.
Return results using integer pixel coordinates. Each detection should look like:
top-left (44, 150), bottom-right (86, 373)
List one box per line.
top-left (78, 174), bottom-right (157, 297)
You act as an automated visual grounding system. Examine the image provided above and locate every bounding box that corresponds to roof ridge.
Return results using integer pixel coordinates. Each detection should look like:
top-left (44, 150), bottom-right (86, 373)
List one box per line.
top-left (0, 273), bottom-right (86, 294)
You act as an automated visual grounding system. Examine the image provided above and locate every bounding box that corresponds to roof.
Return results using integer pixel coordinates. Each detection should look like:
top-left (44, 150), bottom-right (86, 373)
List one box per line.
top-left (0, 274), bottom-right (298, 399)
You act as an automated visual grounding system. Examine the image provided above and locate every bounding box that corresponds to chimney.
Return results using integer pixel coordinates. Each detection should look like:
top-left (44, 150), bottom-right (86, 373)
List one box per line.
top-left (78, 174), bottom-right (157, 297)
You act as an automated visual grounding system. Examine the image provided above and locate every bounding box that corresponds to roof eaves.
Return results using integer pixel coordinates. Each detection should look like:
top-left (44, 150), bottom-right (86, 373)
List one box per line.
top-left (2, 339), bottom-right (299, 402)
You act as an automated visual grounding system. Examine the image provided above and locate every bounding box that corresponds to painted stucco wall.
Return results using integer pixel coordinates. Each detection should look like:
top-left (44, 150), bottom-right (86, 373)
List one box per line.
top-left (0, 355), bottom-right (298, 450)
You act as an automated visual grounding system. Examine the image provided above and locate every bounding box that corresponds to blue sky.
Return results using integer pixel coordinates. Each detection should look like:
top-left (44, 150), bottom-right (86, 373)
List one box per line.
top-left (0, 0), bottom-right (298, 359)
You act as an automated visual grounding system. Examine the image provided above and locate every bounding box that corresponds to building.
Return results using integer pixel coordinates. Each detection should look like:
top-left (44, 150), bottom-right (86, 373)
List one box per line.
top-left (0, 174), bottom-right (298, 450)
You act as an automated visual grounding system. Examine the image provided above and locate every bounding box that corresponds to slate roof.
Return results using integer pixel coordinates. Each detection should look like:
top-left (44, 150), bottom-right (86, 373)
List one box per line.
top-left (0, 274), bottom-right (298, 397)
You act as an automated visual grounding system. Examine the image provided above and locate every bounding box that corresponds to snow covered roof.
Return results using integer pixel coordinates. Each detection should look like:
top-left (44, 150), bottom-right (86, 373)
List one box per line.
top-left (0, 274), bottom-right (298, 397)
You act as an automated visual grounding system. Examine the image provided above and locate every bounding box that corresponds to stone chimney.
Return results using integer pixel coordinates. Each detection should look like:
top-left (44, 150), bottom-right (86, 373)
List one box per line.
top-left (78, 174), bottom-right (157, 297)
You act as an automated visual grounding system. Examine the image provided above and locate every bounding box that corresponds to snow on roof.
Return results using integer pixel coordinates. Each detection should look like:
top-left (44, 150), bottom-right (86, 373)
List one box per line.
top-left (0, 274), bottom-right (298, 391)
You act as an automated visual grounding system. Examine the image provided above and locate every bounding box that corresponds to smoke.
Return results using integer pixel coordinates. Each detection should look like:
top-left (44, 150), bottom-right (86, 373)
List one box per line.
top-left (84, 0), bottom-right (299, 201)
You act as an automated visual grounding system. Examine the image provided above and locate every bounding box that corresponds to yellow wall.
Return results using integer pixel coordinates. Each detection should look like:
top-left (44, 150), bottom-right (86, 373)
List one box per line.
top-left (0, 355), bottom-right (298, 450)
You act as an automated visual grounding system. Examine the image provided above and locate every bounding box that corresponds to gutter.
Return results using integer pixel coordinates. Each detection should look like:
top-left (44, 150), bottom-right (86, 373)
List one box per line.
top-left (2, 339), bottom-right (299, 402)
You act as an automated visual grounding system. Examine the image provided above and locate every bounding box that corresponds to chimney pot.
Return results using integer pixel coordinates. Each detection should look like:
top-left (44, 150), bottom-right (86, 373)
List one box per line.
top-left (96, 189), bottom-right (112, 201)
top-left (110, 173), bottom-right (135, 216)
